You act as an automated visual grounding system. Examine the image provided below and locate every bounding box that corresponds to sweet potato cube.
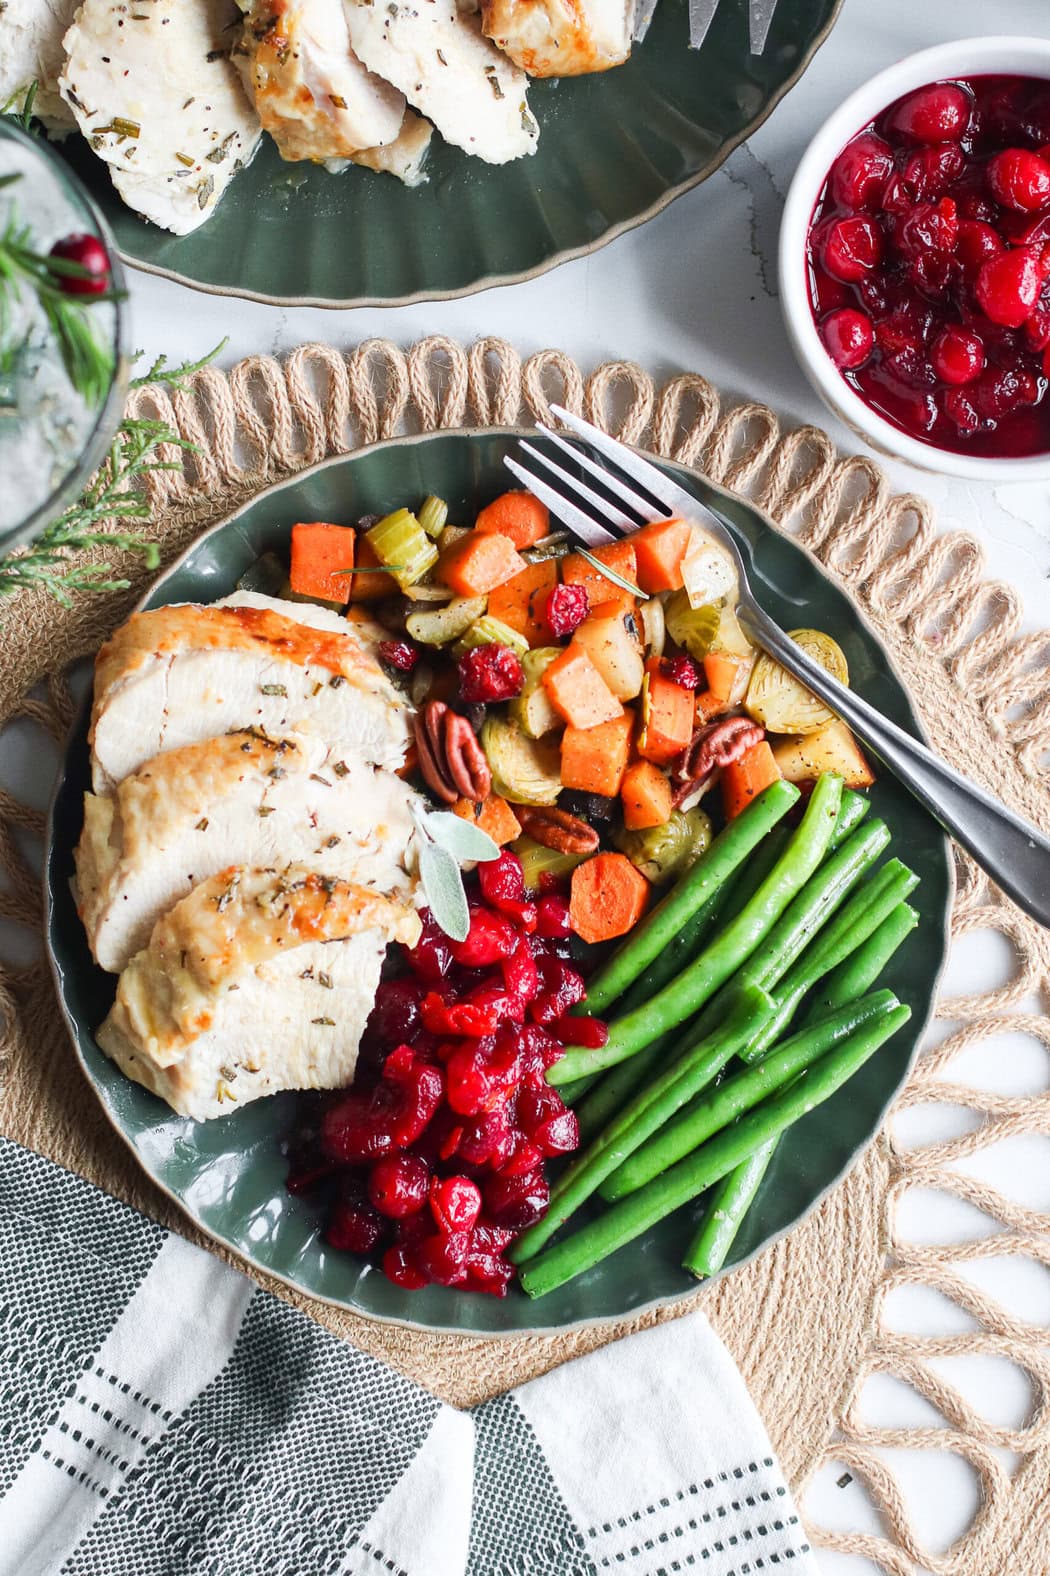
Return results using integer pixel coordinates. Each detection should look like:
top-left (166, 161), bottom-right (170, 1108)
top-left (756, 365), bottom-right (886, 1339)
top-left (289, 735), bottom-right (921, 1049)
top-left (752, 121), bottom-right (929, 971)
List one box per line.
top-left (561, 540), bottom-right (640, 615)
top-left (289, 522), bottom-right (356, 604)
top-left (348, 531), bottom-right (389, 602)
top-left (452, 794), bottom-right (522, 845)
top-left (560, 711), bottom-right (635, 797)
top-left (542, 645), bottom-right (623, 730)
top-left (638, 669), bottom-right (694, 764)
top-left (486, 558), bottom-right (558, 646)
top-left (621, 760), bottom-right (673, 830)
top-left (438, 531), bottom-right (523, 597)
top-left (570, 601), bottom-right (645, 700)
top-left (631, 518), bottom-right (697, 594)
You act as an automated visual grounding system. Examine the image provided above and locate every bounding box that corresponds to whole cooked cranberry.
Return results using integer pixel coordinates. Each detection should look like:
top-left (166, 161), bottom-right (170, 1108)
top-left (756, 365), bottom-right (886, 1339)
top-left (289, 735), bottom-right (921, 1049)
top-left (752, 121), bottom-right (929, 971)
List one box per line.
top-left (551, 1014), bottom-right (609, 1049)
top-left (457, 1107), bottom-right (515, 1168)
top-left (502, 936), bottom-right (540, 1006)
top-left (514, 1021), bottom-right (564, 1080)
top-left (464, 1250), bottom-right (514, 1297)
top-left (48, 232), bottom-right (111, 296)
top-left (530, 955), bottom-right (586, 1024)
top-left (944, 387), bottom-right (981, 434)
top-left (910, 249), bottom-right (958, 303)
top-left (473, 1223), bottom-right (516, 1254)
top-left (972, 364), bottom-right (1039, 421)
top-left (930, 325), bottom-right (985, 385)
top-left (879, 345), bottom-right (937, 392)
top-left (828, 131), bottom-right (894, 209)
top-left (418, 1230), bottom-right (471, 1286)
top-left (956, 219), bottom-right (1004, 275)
top-left (368, 1152), bottom-right (430, 1217)
top-left (892, 197), bottom-right (958, 261)
top-left (445, 1043), bottom-right (501, 1116)
top-left (382, 1243), bottom-right (429, 1290)
top-left (535, 894), bottom-right (572, 939)
top-left (430, 1175), bottom-right (482, 1234)
top-left (501, 1133), bottom-right (545, 1177)
top-left (660, 654), bottom-right (700, 690)
top-left (874, 299), bottom-right (932, 355)
top-left (820, 215), bottom-right (883, 282)
top-left (325, 1198), bottom-right (385, 1255)
top-left (956, 193), bottom-right (998, 225)
top-left (382, 1049), bottom-right (445, 1145)
top-left (821, 307), bottom-right (874, 370)
top-left (365, 979), bottom-right (426, 1047)
top-left (976, 247), bottom-right (1043, 327)
top-left (377, 639), bottom-right (419, 673)
top-left (901, 142), bottom-right (964, 201)
top-left (405, 909), bottom-right (455, 983)
top-left (888, 82), bottom-right (971, 144)
top-left (1024, 308), bottom-right (1050, 352)
top-left (450, 904), bottom-right (518, 968)
top-left (879, 171), bottom-right (912, 215)
top-left (482, 1169), bottom-right (550, 1231)
top-left (478, 848), bottom-right (527, 907)
top-left (457, 643), bottom-right (524, 704)
top-left (988, 148), bottom-right (1050, 212)
top-left (545, 582), bottom-right (589, 638)
top-left (322, 1089), bottom-right (398, 1164)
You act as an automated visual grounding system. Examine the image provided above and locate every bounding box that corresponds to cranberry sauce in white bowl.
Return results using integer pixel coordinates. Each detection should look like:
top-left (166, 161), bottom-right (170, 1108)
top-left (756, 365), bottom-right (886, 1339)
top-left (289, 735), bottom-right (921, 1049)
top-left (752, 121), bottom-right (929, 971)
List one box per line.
top-left (779, 37), bottom-right (1050, 481)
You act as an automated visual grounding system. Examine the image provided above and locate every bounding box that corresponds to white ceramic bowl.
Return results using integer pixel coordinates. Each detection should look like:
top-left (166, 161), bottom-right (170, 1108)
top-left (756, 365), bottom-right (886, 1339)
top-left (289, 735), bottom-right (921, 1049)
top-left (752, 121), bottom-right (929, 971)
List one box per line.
top-left (779, 36), bottom-right (1050, 482)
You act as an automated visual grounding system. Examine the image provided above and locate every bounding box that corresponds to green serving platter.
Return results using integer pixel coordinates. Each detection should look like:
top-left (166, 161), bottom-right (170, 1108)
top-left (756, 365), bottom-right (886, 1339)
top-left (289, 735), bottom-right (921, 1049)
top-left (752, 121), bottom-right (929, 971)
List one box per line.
top-left (45, 430), bottom-right (950, 1335)
top-left (53, 0), bottom-right (839, 306)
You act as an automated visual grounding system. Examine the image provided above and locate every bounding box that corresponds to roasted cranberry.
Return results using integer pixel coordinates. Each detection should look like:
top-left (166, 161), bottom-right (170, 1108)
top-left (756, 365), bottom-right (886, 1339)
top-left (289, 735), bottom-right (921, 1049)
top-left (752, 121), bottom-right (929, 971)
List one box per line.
top-left (450, 904), bottom-right (518, 968)
top-left (988, 148), bottom-right (1050, 212)
top-left (976, 248), bottom-right (1042, 327)
top-left (874, 299), bottom-right (931, 355)
top-left (382, 1244), bottom-right (429, 1289)
top-left (828, 131), bottom-right (894, 209)
top-left (901, 143), bottom-right (964, 201)
top-left (418, 1230), bottom-right (470, 1286)
top-left (889, 82), bottom-right (971, 144)
top-left (660, 655), bottom-right (700, 690)
top-left (473, 1223), bottom-right (516, 1254)
top-left (820, 215), bottom-right (883, 282)
top-left (405, 909), bottom-right (455, 983)
top-left (458, 644), bottom-right (524, 704)
top-left (545, 582), bottom-right (589, 638)
top-left (535, 894), bottom-right (572, 939)
top-left (483, 1169), bottom-right (550, 1231)
top-left (325, 1198), bottom-right (385, 1255)
top-left (515, 1086), bottom-right (579, 1158)
top-left (49, 232), bottom-right (111, 296)
top-left (930, 325), bottom-right (985, 385)
top-left (821, 308), bottom-right (874, 369)
top-left (956, 219), bottom-right (1004, 275)
top-left (377, 639), bottom-right (419, 673)
top-left (430, 1175), bottom-right (482, 1234)
top-left (368, 1153), bottom-right (430, 1217)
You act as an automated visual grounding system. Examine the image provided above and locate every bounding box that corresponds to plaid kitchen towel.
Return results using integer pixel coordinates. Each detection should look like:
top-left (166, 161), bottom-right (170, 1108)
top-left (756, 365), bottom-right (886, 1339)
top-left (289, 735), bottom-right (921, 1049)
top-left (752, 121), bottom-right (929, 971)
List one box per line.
top-left (0, 1137), bottom-right (817, 1576)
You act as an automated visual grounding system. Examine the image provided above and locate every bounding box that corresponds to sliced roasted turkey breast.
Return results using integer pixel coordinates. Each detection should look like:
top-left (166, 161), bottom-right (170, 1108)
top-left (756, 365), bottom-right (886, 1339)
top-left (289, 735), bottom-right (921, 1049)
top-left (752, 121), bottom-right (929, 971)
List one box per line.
top-left (89, 598), bottom-right (411, 791)
top-left (481, 0), bottom-right (631, 75)
top-left (97, 866), bottom-right (421, 1122)
top-left (0, 0), bottom-right (79, 132)
top-left (75, 729), bottom-right (422, 973)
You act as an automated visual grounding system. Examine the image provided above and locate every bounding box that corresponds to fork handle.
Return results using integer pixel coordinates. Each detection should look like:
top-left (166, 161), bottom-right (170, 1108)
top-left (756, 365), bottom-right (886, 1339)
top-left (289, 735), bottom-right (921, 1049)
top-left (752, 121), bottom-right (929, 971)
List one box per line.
top-left (738, 601), bottom-right (1050, 928)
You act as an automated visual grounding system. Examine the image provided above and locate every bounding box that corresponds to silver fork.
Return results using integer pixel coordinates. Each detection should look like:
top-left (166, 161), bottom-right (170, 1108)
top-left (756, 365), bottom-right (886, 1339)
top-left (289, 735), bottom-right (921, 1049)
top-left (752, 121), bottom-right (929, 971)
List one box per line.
top-left (505, 407), bottom-right (1050, 928)
top-left (633, 0), bottom-right (778, 55)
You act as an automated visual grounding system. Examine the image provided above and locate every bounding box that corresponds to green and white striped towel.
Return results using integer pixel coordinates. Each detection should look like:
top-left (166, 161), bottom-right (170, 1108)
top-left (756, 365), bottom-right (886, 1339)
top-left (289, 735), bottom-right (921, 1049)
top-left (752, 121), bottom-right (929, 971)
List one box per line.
top-left (0, 1137), bottom-right (817, 1576)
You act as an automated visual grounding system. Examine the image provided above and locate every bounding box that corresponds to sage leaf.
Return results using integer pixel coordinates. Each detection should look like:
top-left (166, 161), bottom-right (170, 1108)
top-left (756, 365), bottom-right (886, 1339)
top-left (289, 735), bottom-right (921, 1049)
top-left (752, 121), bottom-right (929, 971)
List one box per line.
top-left (418, 838), bottom-right (470, 942)
top-left (424, 810), bottom-right (500, 864)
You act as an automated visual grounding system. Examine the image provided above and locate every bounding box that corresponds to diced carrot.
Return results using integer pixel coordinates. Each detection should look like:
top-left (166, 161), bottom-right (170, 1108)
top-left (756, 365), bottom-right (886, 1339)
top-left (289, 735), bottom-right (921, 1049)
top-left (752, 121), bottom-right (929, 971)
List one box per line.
top-left (474, 491), bottom-right (551, 551)
top-left (561, 540), bottom-right (640, 615)
top-left (289, 522), bottom-right (355, 604)
top-left (348, 531), bottom-right (389, 602)
top-left (543, 645), bottom-right (623, 730)
top-left (486, 558), bottom-right (558, 646)
top-left (694, 689), bottom-right (730, 724)
top-left (395, 743), bottom-right (419, 780)
top-left (721, 739), bottom-right (782, 820)
top-left (621, 760), bottom-right (673, 830)
top-left (638, 670), bottom-right (694, 764)
top-left (560, 711), bottom-right (635, 797)
top-left (631, 518), bottom-right (697, 594)
top-left (570, 853), bottom-right (650, 944)
top-left (703, 651), bottom-right (745, 703)
top-left (438, 531), bottom-right (523, 597)
top-left (452, 794), bottom-right (522, 845)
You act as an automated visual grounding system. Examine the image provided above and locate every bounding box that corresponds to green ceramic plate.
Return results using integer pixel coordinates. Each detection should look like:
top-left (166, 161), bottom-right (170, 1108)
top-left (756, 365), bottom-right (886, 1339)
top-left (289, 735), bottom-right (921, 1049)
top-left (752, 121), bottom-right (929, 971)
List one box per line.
top-left (53, 0), bottom-right (839, 306)
top-left (45, 431), bottom-right (950, 1336)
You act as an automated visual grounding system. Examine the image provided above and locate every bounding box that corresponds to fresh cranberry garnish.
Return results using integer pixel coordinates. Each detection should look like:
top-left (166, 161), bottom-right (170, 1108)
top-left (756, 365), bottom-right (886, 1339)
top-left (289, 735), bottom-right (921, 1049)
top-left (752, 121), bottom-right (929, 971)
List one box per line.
top-left (545, 582), bottom-right (589, 638)
top-left (976, 248), bottom-right (1043, 327)
top-left (457, 644), bottom-right (524, 704)
top-left (888, 82), bottom-right (971, 144)
top-left (988, 148), bottom-right (1050, 212)
top-left (821, 308), bottom-right (875, 369)
top-left (48, 232), bottom-right (111, 296)
top-left (535, 894), bottom-right (572, 939)
top-left (368, 1153), bottom-right (430, 1217)
top-left (430, 1175), bottom-right (482, 1234)
top-left (382, 1244), bottom-right (429, 1290)
top-left (901, 143), bottom-right (964, 201)
top-left (377, 639), bottom-right (419, 673)
top-left (821, 215), bottom-right (883, 282)
top-left (930, 325), bottom-right (985, 385)
top-left (660, 654), bottom-right (700, 690)
top-left (828, 131), bottom-right (894, 209)
top-left (482, 1169), bottom-right (550, 1231)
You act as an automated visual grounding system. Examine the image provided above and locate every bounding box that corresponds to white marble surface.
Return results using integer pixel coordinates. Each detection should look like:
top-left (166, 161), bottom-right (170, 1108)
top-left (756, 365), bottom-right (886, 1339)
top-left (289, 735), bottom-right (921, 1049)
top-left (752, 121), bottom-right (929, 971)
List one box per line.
top-left (12, 0), bottom-right (1050, 1570)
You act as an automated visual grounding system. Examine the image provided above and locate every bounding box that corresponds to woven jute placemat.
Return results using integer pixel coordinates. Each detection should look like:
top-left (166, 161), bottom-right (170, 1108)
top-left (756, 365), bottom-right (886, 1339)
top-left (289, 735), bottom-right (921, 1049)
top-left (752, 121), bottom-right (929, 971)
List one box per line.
top-left (1, 337), bottom-right (1048, 1574)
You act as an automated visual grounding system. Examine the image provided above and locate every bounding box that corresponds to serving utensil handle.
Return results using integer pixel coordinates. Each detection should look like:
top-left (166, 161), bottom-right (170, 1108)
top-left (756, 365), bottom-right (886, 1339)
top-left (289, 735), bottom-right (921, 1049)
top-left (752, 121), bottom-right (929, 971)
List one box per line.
top-left (738, 600), bottom-right (1050, 928)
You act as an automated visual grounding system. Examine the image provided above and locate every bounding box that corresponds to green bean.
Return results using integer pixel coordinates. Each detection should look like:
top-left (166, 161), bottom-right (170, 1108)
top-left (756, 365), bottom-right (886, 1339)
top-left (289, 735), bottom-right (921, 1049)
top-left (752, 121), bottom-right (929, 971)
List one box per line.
top-left (518, 1002), bottom-right (912, 1298)
top-left (577, 780), bottom-right (799, 1017)
top-left (829, 788), bottom-right (870, 848)
top-left (682, 1139), bottom-right (776, 1280)
top-left (548, 775), bottom-right (843, 1085)
top-left (571, 1029), bottom-right (678, 1142)
top-left (510, 986), bottom-right (773, 1265)
top-left (602, 990), bottom-right (898, 1200)
top-left (812, 902), bottom-right (919, 1014)
top-left (557, 1073), bottom-right (601, 1105)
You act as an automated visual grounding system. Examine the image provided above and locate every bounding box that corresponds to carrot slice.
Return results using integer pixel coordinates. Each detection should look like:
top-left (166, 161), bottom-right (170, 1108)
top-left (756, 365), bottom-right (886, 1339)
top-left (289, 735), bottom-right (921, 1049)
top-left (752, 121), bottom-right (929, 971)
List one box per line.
top-left (621, 760), bottom-right (673, 830)
top-left (561, 540), bottom-right (640, 615)
top-left (289, 522), bottom-right (355, 604)
top-left (570, 853), bottom-right (650, 944)
top-left (721, 739), bottom-right (781, 821)
top-left (438, 531), bottom-right (523, 597)
top-left (560, 711), bottom-right (635, 797)
top-left (631, 518), bottom-right (697, 594)
top-left (486, 558), bottom-right (558, 646)
top-left (543, 645), bottom-right (623, 730)
top-left (452, 794), bottom-right (522, 845)
top-left (474, 491), bottom-right (551, 551)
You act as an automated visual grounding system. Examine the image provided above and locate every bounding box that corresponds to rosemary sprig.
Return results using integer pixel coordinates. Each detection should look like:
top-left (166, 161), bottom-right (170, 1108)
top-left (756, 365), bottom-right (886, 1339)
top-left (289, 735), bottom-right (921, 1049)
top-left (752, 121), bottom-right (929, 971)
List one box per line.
top-left (0, 343), bottom-right (227, 605)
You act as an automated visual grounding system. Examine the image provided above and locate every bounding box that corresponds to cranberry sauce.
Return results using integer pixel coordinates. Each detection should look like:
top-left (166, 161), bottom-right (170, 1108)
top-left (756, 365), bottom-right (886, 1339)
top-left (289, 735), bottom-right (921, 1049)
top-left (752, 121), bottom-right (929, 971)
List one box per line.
top-left (807, 75), bottom-right (1050, 458)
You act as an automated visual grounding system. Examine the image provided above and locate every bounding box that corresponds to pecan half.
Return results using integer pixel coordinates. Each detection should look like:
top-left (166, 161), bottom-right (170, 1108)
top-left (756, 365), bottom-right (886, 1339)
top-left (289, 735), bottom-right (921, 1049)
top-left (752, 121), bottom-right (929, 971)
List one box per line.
top-left (673, 716), bottom-right (765, 796)
top-left (414, 700), bottom-right (491, 804)
top-left (516, 805), bottom-right (600, 856)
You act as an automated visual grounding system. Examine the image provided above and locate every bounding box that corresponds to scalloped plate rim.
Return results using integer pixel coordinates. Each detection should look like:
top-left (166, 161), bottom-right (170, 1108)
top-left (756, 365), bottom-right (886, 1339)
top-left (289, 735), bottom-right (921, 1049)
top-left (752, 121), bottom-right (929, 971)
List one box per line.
top-left (44, 425), bottom-right (952, 1339)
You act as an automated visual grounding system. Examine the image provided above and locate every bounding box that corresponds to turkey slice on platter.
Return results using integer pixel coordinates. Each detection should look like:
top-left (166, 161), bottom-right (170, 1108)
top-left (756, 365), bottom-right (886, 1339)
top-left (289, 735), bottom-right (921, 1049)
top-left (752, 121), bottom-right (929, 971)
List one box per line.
top-left (481, 0), bottom-right (632, 75)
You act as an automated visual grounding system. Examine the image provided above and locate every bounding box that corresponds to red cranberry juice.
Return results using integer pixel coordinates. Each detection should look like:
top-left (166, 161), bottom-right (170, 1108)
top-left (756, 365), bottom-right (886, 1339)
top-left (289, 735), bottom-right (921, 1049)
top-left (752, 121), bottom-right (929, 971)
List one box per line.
top-left (808, 75), bottom-right (1050, 458)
